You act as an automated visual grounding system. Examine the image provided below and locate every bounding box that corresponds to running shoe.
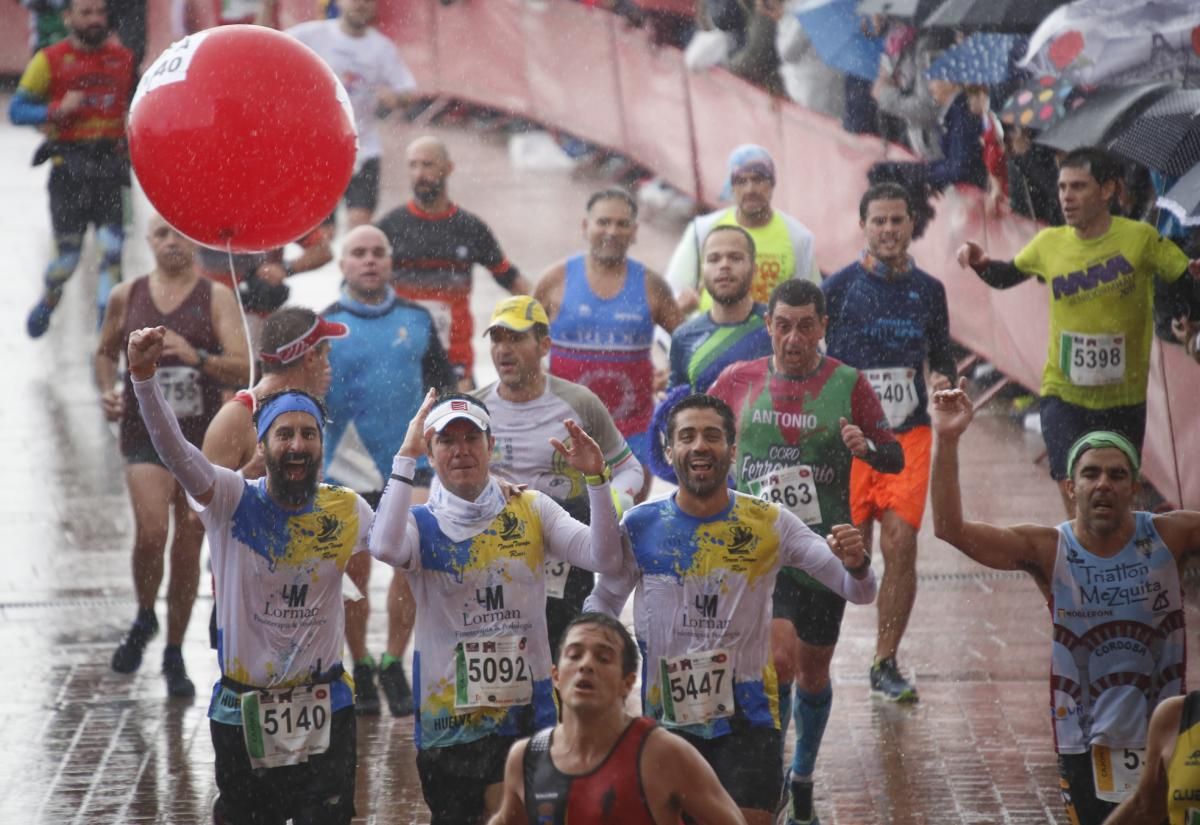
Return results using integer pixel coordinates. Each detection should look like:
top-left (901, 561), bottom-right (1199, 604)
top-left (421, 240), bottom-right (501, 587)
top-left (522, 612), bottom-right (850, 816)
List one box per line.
top-left (786, 777), bottom-right (819, 825)
top-left (162, 649), bottom-right (196, 699)
top-left (111, 618), bottom-right (158, 673)
top-left (353, 662), bottom-right (382, 716)
top-left (870, 657), bottom-right (919, 703)
top-left (26, 299), bottom-right (55, 338)
top-left (379, 659), bottom-right (414, 717)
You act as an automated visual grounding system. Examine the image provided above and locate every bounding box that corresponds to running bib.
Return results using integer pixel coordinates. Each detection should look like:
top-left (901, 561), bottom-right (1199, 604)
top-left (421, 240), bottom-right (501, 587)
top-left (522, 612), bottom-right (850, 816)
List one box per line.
top-left (415, 299), bottom-right (454, 354)
top-left (132, 31), bottom-right (211, 109)
top-left (240, 684), bottom-right (332, 769)
top-left (747, 465), bottom-right (822, 525)
top-left (156, 366), bottom-right (203, 418)
top-left (454, 636), bottom-right (533, 709)
top-left (1060, 332), bottom-right (1125, 387)
top-left (864, 367), bottom-right (919, 428)
top-left (545, 559), bottom-right (571, 600)
top-left (659, 649), bottom-right (734, 725)
top-left (1091, 745), bottom-right (1144, 803)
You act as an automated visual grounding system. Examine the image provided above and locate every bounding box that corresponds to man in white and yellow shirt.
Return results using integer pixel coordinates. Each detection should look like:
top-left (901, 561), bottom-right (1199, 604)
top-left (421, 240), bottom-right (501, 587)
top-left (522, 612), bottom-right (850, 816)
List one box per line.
top-left (370, 391), bottom-right (623, 825)
top-left (666, 144), bottom-right (819, 314)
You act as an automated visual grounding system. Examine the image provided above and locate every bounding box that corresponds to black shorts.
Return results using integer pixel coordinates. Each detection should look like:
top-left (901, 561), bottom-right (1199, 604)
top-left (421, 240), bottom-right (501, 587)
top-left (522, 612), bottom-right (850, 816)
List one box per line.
top-left (123, 439), bottom-right (165, 468)
top-left (210, 707), bottom-right (357, 825)
top-left (675, 720), bottom-right (782, 812)
top-left (343, 157), bottom-right (381, 212)
top-left (1040, 396), bottom-right (1146, 481)
top-left (48, 159), bottom-right (124, 238)
top-left (1057, 750), bottom-right (1119, 825)
top-left (416, 734), bottom-right (517, 825)
top-left (772, 572), bottom-right (846, 647)
top-left (546, 565), bottom-right (595, 662)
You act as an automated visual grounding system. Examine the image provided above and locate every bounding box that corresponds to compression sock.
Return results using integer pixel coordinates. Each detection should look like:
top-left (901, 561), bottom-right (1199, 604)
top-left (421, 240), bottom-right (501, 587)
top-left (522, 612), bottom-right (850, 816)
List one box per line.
top-left (792, 684), bottom-right (833, 777)
top-left (380, 652), bottom-right (400, 670)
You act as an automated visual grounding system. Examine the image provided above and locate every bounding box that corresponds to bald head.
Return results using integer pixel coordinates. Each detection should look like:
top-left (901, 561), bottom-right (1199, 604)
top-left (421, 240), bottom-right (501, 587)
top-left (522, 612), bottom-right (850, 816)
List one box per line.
top-left (146, 215), bottom-right (195, 274)
top-left (407, 137), bottom-right (453, 208)
top-left (340, 223), bottom-right (392, 303)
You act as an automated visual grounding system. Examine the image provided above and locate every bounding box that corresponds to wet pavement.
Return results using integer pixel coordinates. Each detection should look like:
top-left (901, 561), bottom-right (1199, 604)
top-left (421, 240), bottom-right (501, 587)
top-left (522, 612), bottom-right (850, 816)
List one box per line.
top-left (4, 99), bottom-right (1200, 824)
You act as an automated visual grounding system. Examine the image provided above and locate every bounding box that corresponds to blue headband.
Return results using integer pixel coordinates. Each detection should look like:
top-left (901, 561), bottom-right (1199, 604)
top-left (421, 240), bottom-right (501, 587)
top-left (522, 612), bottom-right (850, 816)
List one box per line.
top-left (256, 393), bottom-right (324, 441)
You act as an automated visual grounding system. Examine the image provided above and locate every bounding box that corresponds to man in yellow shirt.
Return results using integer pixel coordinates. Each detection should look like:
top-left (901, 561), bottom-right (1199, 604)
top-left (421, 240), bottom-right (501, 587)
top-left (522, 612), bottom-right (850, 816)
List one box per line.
top-left (957, 147), bottom-right (1200, 515)
top-left (666, 144), bottom-right (818, 314)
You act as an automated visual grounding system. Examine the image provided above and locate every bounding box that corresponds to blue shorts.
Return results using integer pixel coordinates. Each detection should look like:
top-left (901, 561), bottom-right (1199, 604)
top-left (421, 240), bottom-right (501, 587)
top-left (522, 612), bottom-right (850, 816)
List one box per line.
top-left (1040, 396), bottom-right (1146, 481)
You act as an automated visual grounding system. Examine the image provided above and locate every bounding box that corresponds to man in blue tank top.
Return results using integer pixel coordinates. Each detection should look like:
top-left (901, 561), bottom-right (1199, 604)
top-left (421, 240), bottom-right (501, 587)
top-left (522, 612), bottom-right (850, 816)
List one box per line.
top-left (930, 381), bottom-right (1200, 825)
top-left (322, 224), bottom-right (457, 717)
top-left (535, 188), bottom-right (684, 496)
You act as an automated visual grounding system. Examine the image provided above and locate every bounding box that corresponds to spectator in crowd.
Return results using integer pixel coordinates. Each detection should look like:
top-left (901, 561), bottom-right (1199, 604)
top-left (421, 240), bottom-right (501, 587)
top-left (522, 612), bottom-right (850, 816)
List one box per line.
top-left (1006, 124), bottom-right (1063, 225)
top-left (760, 0), bottom-right (845, 119)
top-left (872, 24), bottom-right (955, 159)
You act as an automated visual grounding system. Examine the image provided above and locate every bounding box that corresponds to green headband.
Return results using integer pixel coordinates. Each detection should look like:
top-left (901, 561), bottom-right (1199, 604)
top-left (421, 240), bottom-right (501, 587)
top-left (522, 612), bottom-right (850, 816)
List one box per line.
top-left (1066, 430), bottom-right (1140, 479)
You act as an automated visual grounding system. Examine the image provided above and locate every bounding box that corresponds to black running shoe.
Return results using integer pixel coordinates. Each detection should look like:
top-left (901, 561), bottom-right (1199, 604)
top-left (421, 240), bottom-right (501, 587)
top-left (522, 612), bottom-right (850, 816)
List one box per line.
top-left (870, 657), bottom-right (919, 703)
top-left (354, 662), bottom-right (382, 716)
top-left (379, 660), bottom-right (414, 717)
top-left (787, 777), bottom-right (819, 825)
top-left (111, 619), bottom-right (158, 674)
top-left (162, 652), bottom-right (196, 699)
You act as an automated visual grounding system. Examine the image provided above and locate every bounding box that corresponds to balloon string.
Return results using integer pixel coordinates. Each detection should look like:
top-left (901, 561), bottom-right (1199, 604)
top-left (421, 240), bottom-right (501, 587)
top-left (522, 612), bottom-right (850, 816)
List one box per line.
top-left (227, 242), bottom-right (256, 391)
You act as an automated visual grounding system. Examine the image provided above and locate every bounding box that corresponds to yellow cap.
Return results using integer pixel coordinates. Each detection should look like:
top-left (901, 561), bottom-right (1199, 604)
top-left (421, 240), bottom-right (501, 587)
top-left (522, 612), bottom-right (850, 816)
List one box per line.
top-left (484, 295), bottom-right (550, 335)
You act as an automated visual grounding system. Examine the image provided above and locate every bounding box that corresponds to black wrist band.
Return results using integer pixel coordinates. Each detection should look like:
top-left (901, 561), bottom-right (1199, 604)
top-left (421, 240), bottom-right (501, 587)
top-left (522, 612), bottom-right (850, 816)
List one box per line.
top-left (845, 558), bottom-right (871, 576)
top-left (389, 473), bottom-right (413, 485)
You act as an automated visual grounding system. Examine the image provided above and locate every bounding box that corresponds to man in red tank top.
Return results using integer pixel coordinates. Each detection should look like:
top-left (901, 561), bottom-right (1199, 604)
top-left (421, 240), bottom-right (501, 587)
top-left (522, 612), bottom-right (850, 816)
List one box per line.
top-left (488, 613), bottom-right (747, 825)
top-left (95, 215), bottom-right (249, 698)
top-left (11, 0), bottom-right (135, 338)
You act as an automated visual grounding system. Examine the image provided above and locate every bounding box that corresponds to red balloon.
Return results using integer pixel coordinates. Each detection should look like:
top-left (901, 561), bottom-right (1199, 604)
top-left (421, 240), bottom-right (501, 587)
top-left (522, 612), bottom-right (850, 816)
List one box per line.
top-left (129, 25), bottom-right (358, 253)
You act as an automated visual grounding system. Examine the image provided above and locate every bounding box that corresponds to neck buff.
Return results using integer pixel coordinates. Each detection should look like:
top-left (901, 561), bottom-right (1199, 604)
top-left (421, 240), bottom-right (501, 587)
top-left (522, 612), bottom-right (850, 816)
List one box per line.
top-left (425, 475), bottom-right (509, 542)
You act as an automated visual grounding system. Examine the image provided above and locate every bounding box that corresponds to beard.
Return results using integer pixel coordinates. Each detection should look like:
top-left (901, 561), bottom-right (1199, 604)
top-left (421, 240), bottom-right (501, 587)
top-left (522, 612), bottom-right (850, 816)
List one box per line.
top-left (413, 179), bottom-right (444, 205)
top-left (709, 281), bottom-right (750, 306)
top-left (673, 451), bottom-right (731, 498)
top-left (75, 24), bottom-right (109, 46)
top-left (265, 451), bottom-right (320, 507)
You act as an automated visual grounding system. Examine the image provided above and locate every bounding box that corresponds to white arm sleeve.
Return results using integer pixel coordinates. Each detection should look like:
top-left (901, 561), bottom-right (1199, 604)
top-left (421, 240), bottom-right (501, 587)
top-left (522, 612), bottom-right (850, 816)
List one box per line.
top-left (539, 482), bottom-right (624, 575)
top-left (583, 531), bottom-right (637, 617)
top-left (777, 509), bottom-right (877, 604)
top-left (610, 453), bottom-right (644, 503)
top-left (368, 455), bottom-right (421, 569)
top-left (131, 374), bottom-right (217, 499)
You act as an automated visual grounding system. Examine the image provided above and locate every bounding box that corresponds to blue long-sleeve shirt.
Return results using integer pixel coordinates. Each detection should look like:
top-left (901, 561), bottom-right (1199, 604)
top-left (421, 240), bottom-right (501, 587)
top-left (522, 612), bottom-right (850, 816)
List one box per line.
top-left (8, 88), bottom-right (49, 126)
top-left (822, 258), bottom-right (956, 432)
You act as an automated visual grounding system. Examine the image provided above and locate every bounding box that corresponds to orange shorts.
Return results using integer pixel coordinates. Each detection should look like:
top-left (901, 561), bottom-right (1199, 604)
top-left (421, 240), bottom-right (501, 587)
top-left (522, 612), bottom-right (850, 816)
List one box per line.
top-left (850, 425), bottom-right (931, 531)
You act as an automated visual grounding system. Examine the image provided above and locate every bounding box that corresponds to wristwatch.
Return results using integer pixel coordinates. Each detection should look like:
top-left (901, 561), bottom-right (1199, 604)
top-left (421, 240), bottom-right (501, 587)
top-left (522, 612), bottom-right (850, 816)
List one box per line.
top-left (583, 465), bottom-right (613, 486)
top-left (195, 348), bottom-right (210, 370)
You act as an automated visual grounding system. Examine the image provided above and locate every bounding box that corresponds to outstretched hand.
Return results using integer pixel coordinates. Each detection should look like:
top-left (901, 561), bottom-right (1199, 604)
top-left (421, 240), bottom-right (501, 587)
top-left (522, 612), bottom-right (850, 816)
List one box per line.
top-left (955, 241), bottom-right (989, 271)
top-left (550, 419), bottom-right (605, 478)
top-left (127, 326), bottom-right (167, 381)
top-left (399, 389), bottom-right (438, 459)
top-left (930, 377), bottom-right (974, 440)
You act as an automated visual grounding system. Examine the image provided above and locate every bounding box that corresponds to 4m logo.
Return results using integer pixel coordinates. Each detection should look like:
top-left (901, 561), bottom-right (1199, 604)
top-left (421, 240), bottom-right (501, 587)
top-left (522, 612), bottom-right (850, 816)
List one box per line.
top-left (694, 593), bottom-right (718, 618)
top-left (476, 585), bottom-right (505, 612)
top-left (281, 584), bottom-right (308, 608)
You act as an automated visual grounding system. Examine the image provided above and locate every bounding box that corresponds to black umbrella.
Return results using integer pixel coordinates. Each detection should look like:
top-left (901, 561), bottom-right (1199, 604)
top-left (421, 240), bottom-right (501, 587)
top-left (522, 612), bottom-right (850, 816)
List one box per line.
top-left (1109, 89), bottom-right (1200, 177)
top-left (1157, 162), bottom-right (1200, 228)
top-left (856, 0), bottom-right (944, 23)
top-left (1035, 82), bottom-right (1175, 153)
top-left (923, 0), bottom-right (1070, 31)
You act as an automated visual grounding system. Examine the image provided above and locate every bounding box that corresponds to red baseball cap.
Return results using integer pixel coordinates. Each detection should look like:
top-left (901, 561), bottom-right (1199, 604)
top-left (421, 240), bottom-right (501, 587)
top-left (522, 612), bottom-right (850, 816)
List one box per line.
top-left (259, 317), bottom-right (349, 365)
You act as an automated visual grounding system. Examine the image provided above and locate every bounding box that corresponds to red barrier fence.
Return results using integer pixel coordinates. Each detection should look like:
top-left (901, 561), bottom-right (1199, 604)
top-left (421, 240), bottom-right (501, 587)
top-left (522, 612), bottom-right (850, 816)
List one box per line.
top-left (4, 0), bottom-right (1196, 506)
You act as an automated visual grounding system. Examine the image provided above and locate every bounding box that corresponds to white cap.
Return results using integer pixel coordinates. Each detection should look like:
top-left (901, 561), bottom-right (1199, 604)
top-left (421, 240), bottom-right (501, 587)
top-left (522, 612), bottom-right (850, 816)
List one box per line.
top-left (425, 397), bottom-right (492, 434)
